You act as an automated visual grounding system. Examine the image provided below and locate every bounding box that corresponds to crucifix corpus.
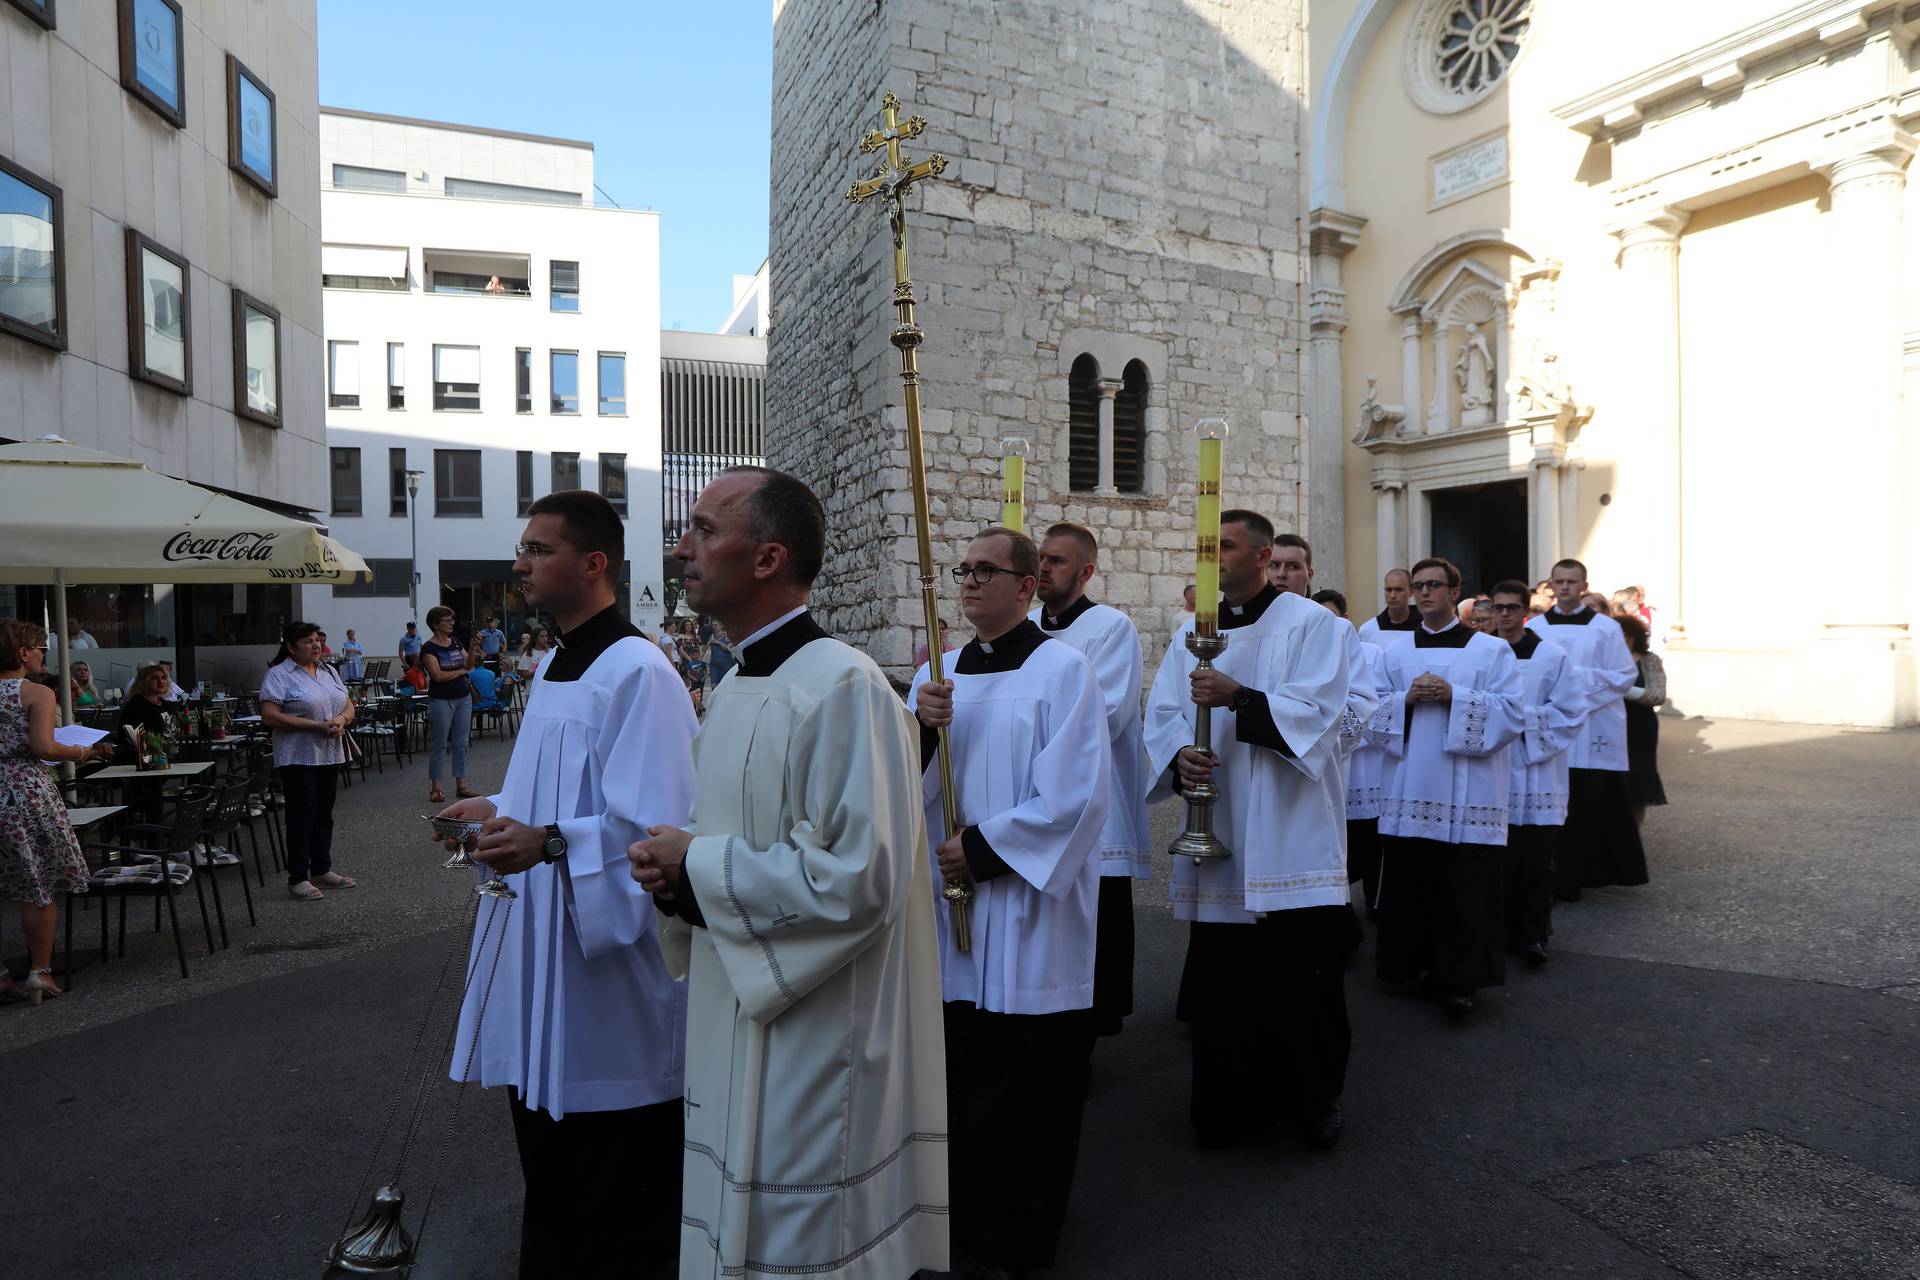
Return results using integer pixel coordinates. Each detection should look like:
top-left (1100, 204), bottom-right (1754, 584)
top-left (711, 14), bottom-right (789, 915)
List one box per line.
top-left (844, 91), bottom-right (971, 952)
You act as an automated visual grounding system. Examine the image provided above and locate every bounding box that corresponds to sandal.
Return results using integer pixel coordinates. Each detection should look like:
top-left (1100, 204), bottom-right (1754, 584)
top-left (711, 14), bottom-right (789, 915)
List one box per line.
top-left (289, 880), bottom-right (324, 900)
top-left (456, 785), bottom-right (482, 800)
top-left (314, 872), bottom-right (357, 890)
top-left (429, 786), bottom-right (445, 804)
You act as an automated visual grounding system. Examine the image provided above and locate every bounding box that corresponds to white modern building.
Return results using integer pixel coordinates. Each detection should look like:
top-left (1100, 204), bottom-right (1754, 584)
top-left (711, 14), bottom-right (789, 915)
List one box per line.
top-left (302, 108), bottom-right (665, 653)
top-left (1, 0), bottom-right (323, 688)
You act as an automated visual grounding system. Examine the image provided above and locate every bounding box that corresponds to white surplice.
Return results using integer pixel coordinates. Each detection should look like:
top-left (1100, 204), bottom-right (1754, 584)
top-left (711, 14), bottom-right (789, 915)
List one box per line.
top-left (1143, 588), bottom-right (1354, 922)
top-left (1366, 621), bottom-right (1525, 847)
top-left (1356, 611), bottom-right (1421, 652)
top-left (1030, 600), bottom-right (1154, 877)
top-left (662, 626), bottom-right (948, 1280)
top-left (1526, 608), bottom-right (1637, 771)
top-left (450, 637), bottom-right (695, 1118)
top-left (1508, 634), bottom-right (1583, 827)
top-left (911, 629), bottom-right (1111, 1014)
top-left (1346, 637), bottom-right (1388, 819)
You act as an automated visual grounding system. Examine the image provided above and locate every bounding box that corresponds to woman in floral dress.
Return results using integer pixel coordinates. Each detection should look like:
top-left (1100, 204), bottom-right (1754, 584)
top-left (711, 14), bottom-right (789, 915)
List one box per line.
top-left (0, 621), bottom-right (115, 1005)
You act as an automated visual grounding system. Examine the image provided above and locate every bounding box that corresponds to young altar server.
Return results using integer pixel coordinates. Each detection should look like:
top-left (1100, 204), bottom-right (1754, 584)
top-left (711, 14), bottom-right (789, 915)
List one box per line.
top-left (1366, 556), bottom-right (1524, 1019)
top-left (912, 526), bottom-right (1110, 1277)
top-left (1488, 579), bottom-right (1583, 966)
top-left (629, 467), bottom-right (948, 1280)
top-left (1030, 521), bottom-right (1153, 1039)
top-left (1526, 558), bottom-right (1648, 896)
top-left (1356, 567), bottom-right (1420, 646)
top-left (1145, 511), bottom-right (1357, 1149)
top-left (434, 490), bottom-right (696, 1277)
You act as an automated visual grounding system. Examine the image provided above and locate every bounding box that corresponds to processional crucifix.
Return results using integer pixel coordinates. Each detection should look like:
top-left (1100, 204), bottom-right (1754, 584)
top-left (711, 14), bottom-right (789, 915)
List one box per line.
top-left (845, 92), bottom-right (972, 952)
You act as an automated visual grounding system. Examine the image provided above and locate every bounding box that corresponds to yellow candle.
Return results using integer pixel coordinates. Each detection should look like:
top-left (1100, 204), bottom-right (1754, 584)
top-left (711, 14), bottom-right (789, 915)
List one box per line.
top-left (1193, 420), bottom-right (1227, 636)
top-left (1000, 437), bottom-right (1029, 531)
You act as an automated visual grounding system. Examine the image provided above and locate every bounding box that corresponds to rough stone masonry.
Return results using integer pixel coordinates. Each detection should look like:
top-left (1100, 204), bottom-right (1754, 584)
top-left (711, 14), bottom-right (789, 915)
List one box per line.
top-left (769, 0), bottom-right (1309, 678)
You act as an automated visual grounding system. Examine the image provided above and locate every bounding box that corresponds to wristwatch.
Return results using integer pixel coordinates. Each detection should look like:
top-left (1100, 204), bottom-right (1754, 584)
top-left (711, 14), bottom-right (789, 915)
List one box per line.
top-left (541, 823), bottom-right (568, 863)
top-left (1229, 686), bottom-right (1256, 713)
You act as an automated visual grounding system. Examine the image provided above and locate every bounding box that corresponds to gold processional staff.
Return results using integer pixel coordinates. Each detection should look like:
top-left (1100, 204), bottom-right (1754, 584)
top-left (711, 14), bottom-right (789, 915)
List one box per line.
top-left (846, 91), bottom-right (972, 952)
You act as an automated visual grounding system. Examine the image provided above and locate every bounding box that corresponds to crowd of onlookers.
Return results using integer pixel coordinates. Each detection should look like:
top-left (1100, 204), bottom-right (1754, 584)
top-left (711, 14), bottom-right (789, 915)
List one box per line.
top-left (652, 616), bottom-right (735, 714)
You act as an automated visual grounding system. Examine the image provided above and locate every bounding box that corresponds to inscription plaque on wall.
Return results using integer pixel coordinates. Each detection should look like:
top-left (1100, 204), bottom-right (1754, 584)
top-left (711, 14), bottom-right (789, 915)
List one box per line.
top-left (1430, 132), bottom-right (1510, 208)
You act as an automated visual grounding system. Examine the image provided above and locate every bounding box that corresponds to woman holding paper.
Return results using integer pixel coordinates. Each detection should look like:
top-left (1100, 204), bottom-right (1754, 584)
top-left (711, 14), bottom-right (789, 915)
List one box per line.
top-left (0, 621), bottom-right (113, 1006)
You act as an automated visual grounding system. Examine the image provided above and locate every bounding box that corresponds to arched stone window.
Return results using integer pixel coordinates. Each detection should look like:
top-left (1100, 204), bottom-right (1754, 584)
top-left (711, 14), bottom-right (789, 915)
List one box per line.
top-left (1114, 359), bottom-right (1148, 493)
top-left (1068, 353), bottom-right (1101, 492)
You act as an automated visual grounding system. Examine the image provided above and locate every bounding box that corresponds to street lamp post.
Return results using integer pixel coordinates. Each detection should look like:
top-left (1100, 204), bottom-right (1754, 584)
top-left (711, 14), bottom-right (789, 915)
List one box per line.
top-left (406, 469), bottom-right (424, 618)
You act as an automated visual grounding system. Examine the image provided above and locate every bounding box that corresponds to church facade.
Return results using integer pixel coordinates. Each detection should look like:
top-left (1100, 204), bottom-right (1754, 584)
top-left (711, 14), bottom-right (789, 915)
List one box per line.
top-left (1311, 0), bottom-right (1919, 727)
top-left (768, 0), bottom-right (1310, 674)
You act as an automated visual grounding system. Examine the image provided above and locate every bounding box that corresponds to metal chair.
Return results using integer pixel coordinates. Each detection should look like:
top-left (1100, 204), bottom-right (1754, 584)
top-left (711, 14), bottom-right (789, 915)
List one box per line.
top-left (79, 784), bottom-right (218, 977)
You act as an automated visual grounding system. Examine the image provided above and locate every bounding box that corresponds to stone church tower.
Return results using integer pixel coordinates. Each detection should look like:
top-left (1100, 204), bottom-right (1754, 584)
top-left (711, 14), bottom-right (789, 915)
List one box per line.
top-left (768, 0), bottom-right (1310, 675)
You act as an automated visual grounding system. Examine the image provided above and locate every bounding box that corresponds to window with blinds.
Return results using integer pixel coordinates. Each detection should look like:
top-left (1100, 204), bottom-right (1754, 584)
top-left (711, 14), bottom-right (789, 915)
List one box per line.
top-left (661, 357), bottom-right (767, 550)
top-left (550, 260), bottom-right (579, 313)
top-left (328, 340), bottom-right (360, 408)
top-left (1067, 354), bottom-right (1099, 492)
top-left (433, 344), bottom-right (480, 411)
top-left (1115, 359), bottom-right (1149, 493)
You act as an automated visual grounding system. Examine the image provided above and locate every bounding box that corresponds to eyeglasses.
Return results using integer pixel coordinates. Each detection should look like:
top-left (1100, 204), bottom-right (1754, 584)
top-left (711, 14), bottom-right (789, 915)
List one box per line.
top-left (514, 542), bottom-right (581, 560)
top-left (951, 562), bottom-right (1024, 586)
top-left (1489, 602), bottom-right (1526, 613)
top-left (1410, 579), bottom-right (1454, 592)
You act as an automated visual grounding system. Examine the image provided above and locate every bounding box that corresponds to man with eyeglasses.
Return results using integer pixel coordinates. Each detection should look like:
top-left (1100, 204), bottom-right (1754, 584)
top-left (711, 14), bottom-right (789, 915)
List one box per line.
top-left (1144, 510), bottom-right (1356, 1150)
top-left (912, 525), bottom-right (1110, 1279)
top-left (1357, 568), bottom-right (1420, 648)
top-left (1029, 522), bottom-right (1153, 1043)
top-left (1525, 558), bottom-right (1647, 899)
top-left (628, 467), bottom-right (949, 1280)
top-left (1364, 556), bottom-right (1523, 1018)
top-left (431, 489), bottom-right (697, 1277)
top-left (1488, 580), bottom-right (1584, 967)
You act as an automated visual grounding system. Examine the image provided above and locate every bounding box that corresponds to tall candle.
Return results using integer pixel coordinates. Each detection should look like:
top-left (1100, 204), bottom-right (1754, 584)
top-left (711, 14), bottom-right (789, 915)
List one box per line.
top-left (1000, 436), bottom-right (1029, 531)
top-left (1192, 419), bottom-right (1228, 636)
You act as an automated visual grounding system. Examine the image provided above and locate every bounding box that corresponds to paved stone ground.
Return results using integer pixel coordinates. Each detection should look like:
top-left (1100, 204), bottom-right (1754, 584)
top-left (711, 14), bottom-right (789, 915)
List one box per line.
top-left (2, 716), bottom-right (1917, 1279)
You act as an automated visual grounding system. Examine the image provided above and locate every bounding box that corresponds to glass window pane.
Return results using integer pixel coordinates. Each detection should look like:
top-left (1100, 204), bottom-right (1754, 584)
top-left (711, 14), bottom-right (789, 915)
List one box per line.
top-left (550, 260), bottom-right (579, 313)
top-left (597, 353), bottom-right (625, 414)
top-left (599, 453), bottom-right (627, 513)
top-left (132, 0), bottom-right (182, 112)
top-left (0, 169), bottom-right (59, 340)
top-left (330, 448), bottom-right (361, 515)
top-left (552, 452), bottom-right (580, 491)
top-left (550, 351), bottom-right (578, 414)
top-left (243, 302), bottom-right (277, 416)
top-left (140, 247), bottom-right (186, 383)
top-left (515, 348), bottom-right (532, 413)
top-left (331, 164), bottom-right (405, 193)
top-left (236, 73), bottom-right (273, 183)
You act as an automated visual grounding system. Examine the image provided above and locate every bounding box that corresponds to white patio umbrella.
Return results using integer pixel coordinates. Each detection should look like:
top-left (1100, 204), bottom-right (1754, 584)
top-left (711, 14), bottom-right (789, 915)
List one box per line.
top-left (0, 437), bottom-right (370, 730)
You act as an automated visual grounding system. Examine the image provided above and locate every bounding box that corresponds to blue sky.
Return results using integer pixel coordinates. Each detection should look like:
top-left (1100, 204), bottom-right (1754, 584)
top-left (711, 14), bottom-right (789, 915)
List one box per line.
top-left (317, 0), bottom-right (772, 332)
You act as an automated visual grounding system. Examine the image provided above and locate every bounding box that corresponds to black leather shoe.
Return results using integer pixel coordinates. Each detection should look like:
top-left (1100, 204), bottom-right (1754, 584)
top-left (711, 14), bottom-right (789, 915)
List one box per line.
top-left (1444, 993), bottom-right (1475, 1018)
top-left (1523, 940), bottom-right (1549, 968)
top-left (1308, 1104), bottom-right (1344, 1149)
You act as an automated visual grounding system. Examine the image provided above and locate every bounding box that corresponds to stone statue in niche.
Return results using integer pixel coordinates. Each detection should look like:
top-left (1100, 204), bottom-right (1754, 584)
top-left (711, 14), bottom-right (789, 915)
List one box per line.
top-left (1455, 322), bottom-right (1495, 426)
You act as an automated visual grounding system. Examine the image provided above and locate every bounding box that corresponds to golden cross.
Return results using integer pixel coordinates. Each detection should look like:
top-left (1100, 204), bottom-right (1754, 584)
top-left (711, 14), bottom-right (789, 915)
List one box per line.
top-left (845, 91), bottom-right (948, 289)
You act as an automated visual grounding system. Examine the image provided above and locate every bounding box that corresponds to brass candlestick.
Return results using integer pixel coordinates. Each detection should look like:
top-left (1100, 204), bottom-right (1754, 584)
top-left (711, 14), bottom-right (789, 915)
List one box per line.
top-left (1169, 630), bottom-right (1233, 864)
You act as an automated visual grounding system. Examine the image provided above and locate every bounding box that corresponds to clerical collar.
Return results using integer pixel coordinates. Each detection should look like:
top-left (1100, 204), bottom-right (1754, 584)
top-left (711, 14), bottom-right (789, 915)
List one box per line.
top-left (1373, 609), bottom-right (1419, 632)
top-left (734, 605), bottom-right (808, 653)
top-left (736, 610), bottom-right (829, 678)
top-left (1543, 606), bottom-right (1595, 625)
top-left (1220, 584), bottom-right (1279, 630)
top-left (1414, 619), bottom-right (1475, 649)
top-left (1508, 630), bottom-right (1541, 659)
top-left (1037, 595), bottom-right (1096, 632)
top-left (955, 619), bottom-right (1048, 674)
top-left (545, 604), bottom-right (640, 682)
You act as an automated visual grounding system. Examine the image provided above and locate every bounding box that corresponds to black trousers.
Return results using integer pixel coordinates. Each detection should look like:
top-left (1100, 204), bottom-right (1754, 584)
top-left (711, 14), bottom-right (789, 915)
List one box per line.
top-left (1375, 837), bottom-right (1505, 997)
top-left (1347, 817), bottom-right (1382, 918)
top-left (1091, 875), bottom-right (1135, 1037)
top-left (1562, 768), bottom-right (1649, 892)
top-left (1504, 824), bottom-right (1559, 946)
top-left (1184, 908), bottom-right (1351, 1145)
top-left (508, 1093), bottom-right (683, 1279)
top-left (944, 1002), bottom-right (1094, 1271)
top-left (277, 764), bottom-right (338, 885)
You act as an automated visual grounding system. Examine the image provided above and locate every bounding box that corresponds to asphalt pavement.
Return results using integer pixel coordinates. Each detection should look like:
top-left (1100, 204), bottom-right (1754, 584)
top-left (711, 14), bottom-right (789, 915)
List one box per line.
top-left (2, 715), bottom-right (1916, 1279)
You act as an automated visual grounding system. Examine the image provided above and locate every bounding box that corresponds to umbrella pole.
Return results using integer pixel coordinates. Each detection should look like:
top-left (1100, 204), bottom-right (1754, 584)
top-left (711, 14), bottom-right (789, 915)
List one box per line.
top-left (51, 569), bottom-right (75, 795)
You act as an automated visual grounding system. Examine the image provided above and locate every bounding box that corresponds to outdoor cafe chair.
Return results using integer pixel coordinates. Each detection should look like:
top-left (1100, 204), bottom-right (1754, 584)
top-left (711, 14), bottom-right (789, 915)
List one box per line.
top-left (78, 783), bottom-right (218, 979)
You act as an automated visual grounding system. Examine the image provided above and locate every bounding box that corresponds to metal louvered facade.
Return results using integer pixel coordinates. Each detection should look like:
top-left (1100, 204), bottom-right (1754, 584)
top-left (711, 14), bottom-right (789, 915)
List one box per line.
top-left (662, 356), bottom-right (766, 550)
